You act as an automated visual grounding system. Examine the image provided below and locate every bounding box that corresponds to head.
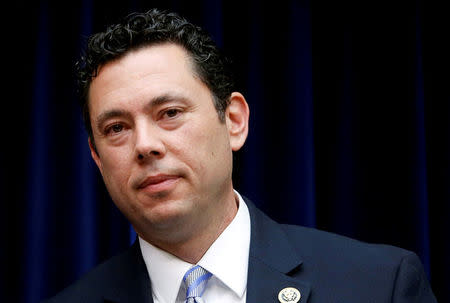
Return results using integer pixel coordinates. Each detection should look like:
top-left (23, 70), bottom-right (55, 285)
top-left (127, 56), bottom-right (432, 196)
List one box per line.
top-left (77, 9), bottom-right (235, 150)
top-left (78, 9), bottom-right (249, 255)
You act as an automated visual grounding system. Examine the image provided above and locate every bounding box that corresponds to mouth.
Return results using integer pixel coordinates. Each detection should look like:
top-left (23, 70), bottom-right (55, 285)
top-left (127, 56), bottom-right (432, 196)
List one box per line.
top-left (137, 174), bottom-right (180, 193)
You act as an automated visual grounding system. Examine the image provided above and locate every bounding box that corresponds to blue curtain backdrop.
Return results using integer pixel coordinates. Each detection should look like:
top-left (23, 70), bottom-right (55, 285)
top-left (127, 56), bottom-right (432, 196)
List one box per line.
top-left (2, 0), bottom-right (449, 302)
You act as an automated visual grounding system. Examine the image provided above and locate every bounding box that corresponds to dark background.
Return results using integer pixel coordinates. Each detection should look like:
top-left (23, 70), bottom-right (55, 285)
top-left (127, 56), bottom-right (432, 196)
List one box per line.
top-left (2, 0), bottom-right (449, 302)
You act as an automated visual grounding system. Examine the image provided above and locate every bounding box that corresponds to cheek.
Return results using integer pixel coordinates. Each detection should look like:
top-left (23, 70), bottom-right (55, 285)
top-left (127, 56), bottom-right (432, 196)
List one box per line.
top-left (177, 121), bottom-right (231, 173)
top-left (167, 126), bottom-right (206, 175)
top-left (99, 147), bottom-right (133, 185)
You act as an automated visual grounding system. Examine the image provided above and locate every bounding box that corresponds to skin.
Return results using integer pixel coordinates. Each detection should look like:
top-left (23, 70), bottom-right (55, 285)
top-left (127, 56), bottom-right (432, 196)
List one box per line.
top-left (88, 43), bottom-right (249, 263)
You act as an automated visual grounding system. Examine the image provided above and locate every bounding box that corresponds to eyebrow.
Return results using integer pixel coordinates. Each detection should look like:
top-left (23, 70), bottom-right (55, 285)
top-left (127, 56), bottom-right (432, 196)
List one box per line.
top-left (94, 93), bottom-right (189, 130)
top-left (95, 109), bottom-right (130, 131)
top-left (146, 93), bottom-right (188, 109)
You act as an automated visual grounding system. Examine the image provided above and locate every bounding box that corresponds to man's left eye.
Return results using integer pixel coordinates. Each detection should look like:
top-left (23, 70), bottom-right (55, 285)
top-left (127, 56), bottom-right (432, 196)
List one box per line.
top-left (164, 109), bottom-right (181, 118)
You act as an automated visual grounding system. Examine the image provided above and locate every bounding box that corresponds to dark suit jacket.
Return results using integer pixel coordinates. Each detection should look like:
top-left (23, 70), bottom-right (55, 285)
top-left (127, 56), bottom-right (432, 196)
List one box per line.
top-left (43, 200), bottom-right (437, 303)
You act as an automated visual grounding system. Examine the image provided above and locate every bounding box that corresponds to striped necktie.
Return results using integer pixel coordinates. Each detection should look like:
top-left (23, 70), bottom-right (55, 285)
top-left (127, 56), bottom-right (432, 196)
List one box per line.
top-left (183, 265), bottom-right (212, 303)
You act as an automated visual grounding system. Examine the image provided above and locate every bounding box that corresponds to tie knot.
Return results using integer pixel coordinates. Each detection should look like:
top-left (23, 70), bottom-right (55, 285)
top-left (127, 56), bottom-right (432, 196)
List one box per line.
top-left (183, 265), bottom-right (212, 300)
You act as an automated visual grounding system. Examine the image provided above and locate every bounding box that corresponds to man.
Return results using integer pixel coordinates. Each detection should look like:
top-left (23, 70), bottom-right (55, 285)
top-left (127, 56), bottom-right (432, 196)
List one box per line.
top-left (44, 9), bottom-right (437, 303)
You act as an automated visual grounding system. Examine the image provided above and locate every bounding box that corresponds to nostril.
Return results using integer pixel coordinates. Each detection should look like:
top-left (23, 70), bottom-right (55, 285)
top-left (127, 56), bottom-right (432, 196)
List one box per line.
top-left (138, 151), bottom-right (161, 160)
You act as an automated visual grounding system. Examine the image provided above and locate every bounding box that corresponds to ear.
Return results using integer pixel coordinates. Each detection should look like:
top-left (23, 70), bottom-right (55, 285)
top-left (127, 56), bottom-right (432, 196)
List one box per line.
top-left (88, 137), bottom-right (103, 174)
top-left (226, 92), bottom-right (249, 151)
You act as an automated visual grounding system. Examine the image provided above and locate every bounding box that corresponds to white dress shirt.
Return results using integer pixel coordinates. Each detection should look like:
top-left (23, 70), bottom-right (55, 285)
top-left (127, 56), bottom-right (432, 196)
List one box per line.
top-left (139, 190), bottom-right (251, 303)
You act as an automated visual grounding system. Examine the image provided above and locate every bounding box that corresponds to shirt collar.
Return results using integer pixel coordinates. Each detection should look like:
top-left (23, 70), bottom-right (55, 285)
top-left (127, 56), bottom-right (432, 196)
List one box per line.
top-left (139, 235), bottom-right (191, 303)
top-left (139, 190), bottom-right (250, 302)
top-left (198, 190), bottom-right (250, 298)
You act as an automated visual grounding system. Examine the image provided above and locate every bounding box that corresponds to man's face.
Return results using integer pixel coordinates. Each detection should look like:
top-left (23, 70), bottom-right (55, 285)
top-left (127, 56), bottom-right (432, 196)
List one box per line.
top-left (88, 44), bottom-right (248, 244)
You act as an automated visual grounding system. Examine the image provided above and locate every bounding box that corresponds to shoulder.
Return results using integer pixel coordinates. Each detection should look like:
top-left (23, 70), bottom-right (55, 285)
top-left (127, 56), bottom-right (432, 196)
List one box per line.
top-left (247, 198), bottom-right (414, 266)
top-left (281, 223), bottom-right (414, 263)
top-left (42, 243), bottom-right (148, 303)
top-left (280, 223), bottom-right (423, 275)
top-left (280, 224), bottom-right (436, 302)
top-left (245, 198), bottom-right (437, 302)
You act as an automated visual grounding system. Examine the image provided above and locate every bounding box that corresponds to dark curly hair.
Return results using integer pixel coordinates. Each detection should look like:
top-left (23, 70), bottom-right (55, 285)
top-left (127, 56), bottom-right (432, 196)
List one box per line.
top-left (76, 8), bottom-right (234, 142)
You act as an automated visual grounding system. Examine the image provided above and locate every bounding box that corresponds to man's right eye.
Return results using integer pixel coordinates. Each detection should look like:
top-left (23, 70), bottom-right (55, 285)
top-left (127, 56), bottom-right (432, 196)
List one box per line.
top-left (106, 123), bottom-right (124, 134)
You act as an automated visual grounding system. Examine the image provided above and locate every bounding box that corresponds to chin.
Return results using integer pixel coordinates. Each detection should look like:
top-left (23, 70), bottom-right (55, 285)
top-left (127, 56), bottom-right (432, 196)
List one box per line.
top-left (138, 198), bottom-right (191, 229)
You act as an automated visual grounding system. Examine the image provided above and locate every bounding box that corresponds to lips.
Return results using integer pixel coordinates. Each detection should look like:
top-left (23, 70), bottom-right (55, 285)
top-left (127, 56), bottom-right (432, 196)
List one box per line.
top-left (137, 174), bottom-right (180, 192)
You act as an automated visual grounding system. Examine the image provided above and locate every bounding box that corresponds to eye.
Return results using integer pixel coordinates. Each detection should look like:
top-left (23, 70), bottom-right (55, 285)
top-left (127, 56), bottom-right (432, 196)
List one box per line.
top-left (163, 108), bottom-right (181, 118)
top-left (105, 123), bottom-right (124, 135)
top-left (111, 124), bottom-right (123, 132)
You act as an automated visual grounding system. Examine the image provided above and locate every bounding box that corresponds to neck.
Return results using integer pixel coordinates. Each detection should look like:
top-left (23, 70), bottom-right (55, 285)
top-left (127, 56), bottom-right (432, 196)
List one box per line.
top-left (138, 189), bottom-right (239, 264)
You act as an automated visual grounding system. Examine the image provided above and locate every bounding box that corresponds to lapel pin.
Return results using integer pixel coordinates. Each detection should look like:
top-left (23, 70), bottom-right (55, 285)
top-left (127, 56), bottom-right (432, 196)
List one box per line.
top-left (278, 287), bottom-right (301, 303)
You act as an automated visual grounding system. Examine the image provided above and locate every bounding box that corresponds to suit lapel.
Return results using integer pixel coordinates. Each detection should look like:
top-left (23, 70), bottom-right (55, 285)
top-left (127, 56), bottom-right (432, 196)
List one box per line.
top-left (102, 241), bottom-right (154, 303)
top-left (246, 200), bottom-right (311, 303)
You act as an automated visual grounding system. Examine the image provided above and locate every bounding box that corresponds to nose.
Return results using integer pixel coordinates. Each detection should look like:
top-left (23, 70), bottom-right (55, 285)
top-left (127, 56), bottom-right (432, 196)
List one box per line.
top-left (134, 120), bottom-right (166, 162)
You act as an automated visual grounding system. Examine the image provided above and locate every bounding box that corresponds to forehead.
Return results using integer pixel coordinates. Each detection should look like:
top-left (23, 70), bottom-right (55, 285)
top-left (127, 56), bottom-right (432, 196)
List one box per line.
top-left (88, 43), bottom-right (208, 115)
top-left (90, 43), bottom-right (193, 94)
